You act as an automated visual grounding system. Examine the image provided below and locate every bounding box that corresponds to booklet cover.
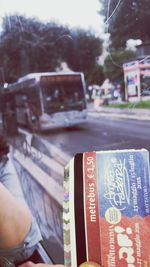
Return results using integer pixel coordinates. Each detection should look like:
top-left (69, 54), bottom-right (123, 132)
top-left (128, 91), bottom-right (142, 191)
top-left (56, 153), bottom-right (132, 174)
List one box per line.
top-left (63, 149), bottom-right (150, 267)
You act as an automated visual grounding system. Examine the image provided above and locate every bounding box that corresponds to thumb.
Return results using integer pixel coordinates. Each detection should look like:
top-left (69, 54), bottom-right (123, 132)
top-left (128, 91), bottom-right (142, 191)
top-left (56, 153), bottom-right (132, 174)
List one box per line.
top-left (18, 261), bottom-right (35, 267)
top-left (79, 262), bottom-right (102, 267)
top-left (18, 263), bottom-right (65, 267)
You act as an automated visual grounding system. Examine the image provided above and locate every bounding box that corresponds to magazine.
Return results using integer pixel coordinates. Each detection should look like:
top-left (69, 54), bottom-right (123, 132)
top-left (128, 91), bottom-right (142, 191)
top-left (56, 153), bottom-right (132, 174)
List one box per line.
top-left (63, 149), bottom-right (150, 267)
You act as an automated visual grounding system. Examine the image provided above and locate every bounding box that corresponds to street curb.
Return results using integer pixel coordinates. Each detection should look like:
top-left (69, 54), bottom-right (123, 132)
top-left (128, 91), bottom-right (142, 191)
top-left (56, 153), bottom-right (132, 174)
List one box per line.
top-left (12, 128), bottom-right (71, 201)
top-left (13, 148), bottom-right (63, 205)
top-left (88, 105), bottom-right (150, 121)
top-left (94, 107), bottom-right (150, 115)
top-left (10, 128), bottom-right (71, 261)
top-left (88, 103), bottom-right (150, 116)
top-left (88, 111), bottom-right (150, 121)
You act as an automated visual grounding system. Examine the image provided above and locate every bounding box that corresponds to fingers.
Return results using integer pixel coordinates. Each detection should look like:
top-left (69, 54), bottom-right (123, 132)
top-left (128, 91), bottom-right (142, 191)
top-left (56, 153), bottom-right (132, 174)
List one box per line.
top-left (79, 261), bottom-right (102, 267)
top-left (18, 262), bottom-right (66, 267)
top-left (18, 260), bottom-right (102, 267)
top-left (18, 262), bottom-right (35, 267)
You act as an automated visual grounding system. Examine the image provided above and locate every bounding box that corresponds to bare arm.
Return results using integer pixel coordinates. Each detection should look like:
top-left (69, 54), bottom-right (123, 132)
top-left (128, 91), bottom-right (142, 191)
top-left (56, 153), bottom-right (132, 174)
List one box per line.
top-left (0, 183), bottom-right (32, 249)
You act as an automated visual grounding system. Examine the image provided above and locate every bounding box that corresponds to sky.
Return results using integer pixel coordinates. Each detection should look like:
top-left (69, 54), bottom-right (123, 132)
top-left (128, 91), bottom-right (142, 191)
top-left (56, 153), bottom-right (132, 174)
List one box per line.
top-left (0, 0), bottom-right (104, 36)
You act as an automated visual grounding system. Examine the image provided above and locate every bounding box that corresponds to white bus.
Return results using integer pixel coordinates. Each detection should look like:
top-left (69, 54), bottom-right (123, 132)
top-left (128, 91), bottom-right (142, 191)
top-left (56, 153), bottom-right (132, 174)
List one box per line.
top-left (7, 72), bottom-right (87, 131)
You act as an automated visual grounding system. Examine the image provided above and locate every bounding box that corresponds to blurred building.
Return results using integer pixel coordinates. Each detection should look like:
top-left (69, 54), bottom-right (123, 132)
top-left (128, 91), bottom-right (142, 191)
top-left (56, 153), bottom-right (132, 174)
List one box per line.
top-left (123, 42), bottom-right (150, 102)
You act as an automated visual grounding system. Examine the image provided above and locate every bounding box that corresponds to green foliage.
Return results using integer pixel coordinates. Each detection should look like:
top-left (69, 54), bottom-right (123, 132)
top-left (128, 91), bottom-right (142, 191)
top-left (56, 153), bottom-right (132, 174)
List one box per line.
top-left (101, 0), bottom-right (150, 48)
top-left (0, 15), bottom-right (104, 84)
top-left (103, 48), bottom-right (135, 83)
top-left (64, 29), bottom-right (104, 85)
top-left (108, 100), bottom-right (150, 109)
top-left (86, 64), bottom-right (104, 85)
top-left (0, 15), bottom-right (69, 82)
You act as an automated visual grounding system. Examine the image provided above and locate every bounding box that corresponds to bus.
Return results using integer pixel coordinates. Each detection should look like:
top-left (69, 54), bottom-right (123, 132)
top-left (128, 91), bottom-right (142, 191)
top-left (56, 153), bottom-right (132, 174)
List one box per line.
top-left (7, 72), bottom-right (87, 131)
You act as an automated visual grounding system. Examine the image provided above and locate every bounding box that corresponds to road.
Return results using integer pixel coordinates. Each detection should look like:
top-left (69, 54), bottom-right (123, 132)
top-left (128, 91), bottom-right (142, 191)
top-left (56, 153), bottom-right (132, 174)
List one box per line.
top-left (40, 114), bottom-right (150, 158)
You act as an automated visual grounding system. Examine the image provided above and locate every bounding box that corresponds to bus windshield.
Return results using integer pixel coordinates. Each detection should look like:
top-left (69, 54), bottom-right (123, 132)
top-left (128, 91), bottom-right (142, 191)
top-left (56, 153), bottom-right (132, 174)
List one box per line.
top-left (41, 76), bottom-right (86, 113)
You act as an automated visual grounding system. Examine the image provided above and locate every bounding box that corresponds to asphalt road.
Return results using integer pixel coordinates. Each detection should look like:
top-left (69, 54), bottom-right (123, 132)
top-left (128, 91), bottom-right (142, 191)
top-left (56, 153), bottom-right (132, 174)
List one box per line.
top-left (40, 114), bottom-right (150, 157)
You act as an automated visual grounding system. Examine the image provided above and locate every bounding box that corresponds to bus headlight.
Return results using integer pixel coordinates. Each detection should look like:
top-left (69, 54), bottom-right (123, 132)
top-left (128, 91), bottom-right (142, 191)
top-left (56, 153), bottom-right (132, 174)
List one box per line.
top-left (40, 113), bottom-right (50, 123)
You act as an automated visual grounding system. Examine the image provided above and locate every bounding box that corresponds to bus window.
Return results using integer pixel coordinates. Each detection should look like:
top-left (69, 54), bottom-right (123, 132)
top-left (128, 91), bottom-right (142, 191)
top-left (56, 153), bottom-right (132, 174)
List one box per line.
top-left (42, 79), bottom-right (86, 113)
top-left (8, 72), bottom-right (87, 130)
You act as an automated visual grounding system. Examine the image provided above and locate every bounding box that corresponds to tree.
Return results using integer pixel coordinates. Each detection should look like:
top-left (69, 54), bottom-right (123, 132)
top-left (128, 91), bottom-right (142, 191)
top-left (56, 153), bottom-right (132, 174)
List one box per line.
top-left (0, 15), bottom-right (69, 82)
top-left (0, 15), bottom-right (104, 85)
top-left (101, 0), bottom-right (150, 49)
top-left (87, 64), bottom-right (104, 86)
top-left (0, 15), bottom-right (72, 82)
top-left (65, 29), bottom-right (104, 85)
top-left (103, 48), bottom-right (135, 83)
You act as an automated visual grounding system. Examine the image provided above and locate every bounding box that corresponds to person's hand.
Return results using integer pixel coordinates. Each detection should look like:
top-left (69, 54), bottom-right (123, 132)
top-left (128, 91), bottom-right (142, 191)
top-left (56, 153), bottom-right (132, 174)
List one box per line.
top-left (18, 261), bottom-right (65, 267)
top-left (79, 261), bottom-right (102, 267)
top-left (18, 260), bottom-right (102, 267)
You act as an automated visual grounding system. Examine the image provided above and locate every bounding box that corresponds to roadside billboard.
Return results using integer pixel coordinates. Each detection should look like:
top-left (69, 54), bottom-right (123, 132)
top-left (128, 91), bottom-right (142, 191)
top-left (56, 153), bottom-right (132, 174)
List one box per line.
top-left (123, 59), bottom-right (150, 101)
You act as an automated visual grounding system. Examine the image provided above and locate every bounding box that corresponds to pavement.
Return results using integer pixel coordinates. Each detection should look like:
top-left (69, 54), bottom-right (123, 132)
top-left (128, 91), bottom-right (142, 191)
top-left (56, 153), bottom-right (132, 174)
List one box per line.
top-left (10, 128), bottom-right (65, 263)
top-left (88, 102), bottom-right (150, 121)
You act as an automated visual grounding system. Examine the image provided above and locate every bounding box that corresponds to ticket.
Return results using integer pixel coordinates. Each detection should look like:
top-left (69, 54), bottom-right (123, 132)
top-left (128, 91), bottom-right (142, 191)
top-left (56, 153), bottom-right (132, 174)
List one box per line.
top-left (63, 149), bottom-right (150, 267)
